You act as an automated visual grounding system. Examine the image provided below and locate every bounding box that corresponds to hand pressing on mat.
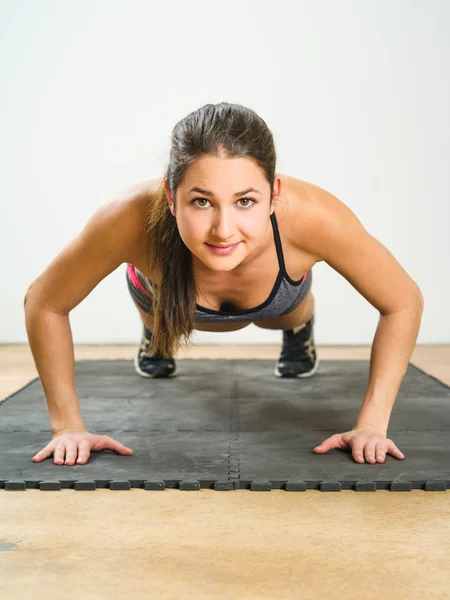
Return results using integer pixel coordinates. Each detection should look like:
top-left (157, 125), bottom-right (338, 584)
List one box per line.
top-left (31, 428), bottom-right (134, 465)
top-left (313, 426), bottom-right (405, 464)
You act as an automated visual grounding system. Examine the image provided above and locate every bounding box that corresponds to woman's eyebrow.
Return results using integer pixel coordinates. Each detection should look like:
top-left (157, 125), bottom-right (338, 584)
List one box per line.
top-left (187, 186), bottom-right (262, 196)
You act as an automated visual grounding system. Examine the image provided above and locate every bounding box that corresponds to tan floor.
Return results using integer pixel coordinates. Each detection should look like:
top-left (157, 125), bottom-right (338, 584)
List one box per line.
top-left (1, 344), bottom-right (450, 599)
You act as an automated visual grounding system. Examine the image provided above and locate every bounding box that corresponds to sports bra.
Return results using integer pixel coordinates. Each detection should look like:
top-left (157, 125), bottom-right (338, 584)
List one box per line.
top-left (130, 212), bottom-right (312, 323)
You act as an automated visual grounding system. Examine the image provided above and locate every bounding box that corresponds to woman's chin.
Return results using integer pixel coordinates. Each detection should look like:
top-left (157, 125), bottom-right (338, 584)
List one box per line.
top-left (191, 243), bottom-right (252, 272)
top-left (205, 260), bottom-right (238, 272)
top-left (200, 253), bottom-right (244, 272)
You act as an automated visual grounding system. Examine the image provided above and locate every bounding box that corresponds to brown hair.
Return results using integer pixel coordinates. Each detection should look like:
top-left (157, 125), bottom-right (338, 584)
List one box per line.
top-left (142, 102), bottom-right (278, 359)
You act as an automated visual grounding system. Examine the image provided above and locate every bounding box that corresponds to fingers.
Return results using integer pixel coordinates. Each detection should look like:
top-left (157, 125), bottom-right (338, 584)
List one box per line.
top-left (99, 436), bottom-right (134, 455)
top-left (34, 442), bottom-right (76, 465)
top-left (32, 439), bottom-right (88, 465)
top-left (351, 437), bottom-right (405, 463)
top-left (54, 440), bottom-right (91, 465)
top-left (375, 441), bottom-right (387, 462)
top-left (352, 438), bottom-right (383, 463)
top-left (62, 440), bottom-right (78, 465)
top-left (387, 440), bottom-right (405, 460)
top-left (32, 435), bottom-right (133, 466)
top-left (111, 440), bottom-right (134, 455)
top-left (351, 440), bottom-right (366, 463)
top-left (363, 439), bottom-right (379, 464)
top-left (76, 440), bottom-right (92, 464)
top-left (32, 444), bottom-right (54, 463)
top-left (53, 442), bottom-right (66, 465)
top-left (313, 434), bottom-right (344, 453)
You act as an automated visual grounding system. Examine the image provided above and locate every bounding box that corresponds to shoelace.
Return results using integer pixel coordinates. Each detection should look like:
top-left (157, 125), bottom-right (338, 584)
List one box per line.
top-left (138, 334), bottom-right (154, 360)
top-left (139, 333), bottom-right (169, 361)
top-left (282, 326), bottom-right (316, 363)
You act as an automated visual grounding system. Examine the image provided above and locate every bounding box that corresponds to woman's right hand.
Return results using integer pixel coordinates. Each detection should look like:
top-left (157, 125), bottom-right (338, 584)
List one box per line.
top-left (31, 428), bottom-right (134, 465)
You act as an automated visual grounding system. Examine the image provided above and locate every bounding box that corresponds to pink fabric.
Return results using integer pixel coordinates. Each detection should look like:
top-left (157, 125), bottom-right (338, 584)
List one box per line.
top-left (127, 264), bottom-right (151, 296)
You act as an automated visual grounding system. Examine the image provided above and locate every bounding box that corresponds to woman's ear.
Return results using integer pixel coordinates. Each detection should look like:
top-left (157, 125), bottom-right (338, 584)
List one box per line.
top-left (164, 179), bottom-right (175, 216)
top-left (270, 176), bottom-right (282, 213)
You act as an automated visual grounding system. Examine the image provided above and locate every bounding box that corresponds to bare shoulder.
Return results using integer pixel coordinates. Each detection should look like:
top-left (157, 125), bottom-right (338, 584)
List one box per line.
top-left (276, 174), bottom-right (327, 258)
top-left (24, 177), bottom-right (163, 313)
top-left (277, 174), bottom-right (355, 262)
top-left (114, 176), bottom-right (164, 265)
top-left (278, 176), bottom-right (424, 312)
top-left (117, 176), bottom-right (162, 216)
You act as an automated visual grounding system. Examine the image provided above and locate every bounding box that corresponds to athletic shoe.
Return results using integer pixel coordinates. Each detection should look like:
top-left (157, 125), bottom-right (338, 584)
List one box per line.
top-left (274, 314), bottom-right (319, 378)
top-left (133, 326), bottom-right (177, 378)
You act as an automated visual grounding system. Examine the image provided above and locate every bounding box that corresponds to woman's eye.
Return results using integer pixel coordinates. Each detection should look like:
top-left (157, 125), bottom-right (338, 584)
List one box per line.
top-left (191, 197), bottom-right (256, 209)
top-left (192, 197), bottom-right (210, 208)
top-left (238, 197), bottom-right (255, 208)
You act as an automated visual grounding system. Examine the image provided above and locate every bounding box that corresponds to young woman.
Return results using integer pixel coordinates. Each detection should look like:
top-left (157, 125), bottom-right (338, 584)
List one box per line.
top-left (25, 102), bottom-right (422, 467)
top-left (127, 167), bottom-right (318, 380)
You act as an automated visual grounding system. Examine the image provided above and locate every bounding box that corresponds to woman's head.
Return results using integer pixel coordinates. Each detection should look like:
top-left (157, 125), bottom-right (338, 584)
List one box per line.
top-left (143, 102), bottom-right (280, 358)
top-left (165, 153), bottom-right (281, 275)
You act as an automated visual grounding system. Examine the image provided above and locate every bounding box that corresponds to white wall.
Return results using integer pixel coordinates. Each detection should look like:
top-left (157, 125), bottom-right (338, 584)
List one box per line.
top-left (1, 0), bottom-right (449, 346)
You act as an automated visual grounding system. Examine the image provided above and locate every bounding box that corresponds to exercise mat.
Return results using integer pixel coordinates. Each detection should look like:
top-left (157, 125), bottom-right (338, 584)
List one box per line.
top-left (1, 359), bottom-right (449, 492)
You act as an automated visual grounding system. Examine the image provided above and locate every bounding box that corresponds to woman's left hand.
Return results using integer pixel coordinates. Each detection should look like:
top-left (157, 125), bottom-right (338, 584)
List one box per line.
top-left (313, 426), bottom-right (405, 463)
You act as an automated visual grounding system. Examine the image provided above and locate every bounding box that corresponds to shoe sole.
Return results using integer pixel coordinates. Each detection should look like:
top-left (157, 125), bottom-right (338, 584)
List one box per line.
top-left (273, 356), bottom-right (320, 378)
top-left (133, 355), bottom-right (177, 378)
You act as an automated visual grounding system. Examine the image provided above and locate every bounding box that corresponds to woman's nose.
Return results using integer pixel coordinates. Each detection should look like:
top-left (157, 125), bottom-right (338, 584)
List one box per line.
top-left (211, 212), bottom-right (235, 238)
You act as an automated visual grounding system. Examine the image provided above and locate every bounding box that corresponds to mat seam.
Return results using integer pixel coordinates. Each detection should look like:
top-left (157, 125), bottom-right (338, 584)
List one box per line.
top-left (228, 360), bottom-right (240, 483)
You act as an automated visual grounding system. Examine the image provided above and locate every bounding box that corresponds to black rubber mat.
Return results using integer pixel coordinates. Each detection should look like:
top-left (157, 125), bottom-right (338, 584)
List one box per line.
top-left (1, 359), bottom-right (449, 492)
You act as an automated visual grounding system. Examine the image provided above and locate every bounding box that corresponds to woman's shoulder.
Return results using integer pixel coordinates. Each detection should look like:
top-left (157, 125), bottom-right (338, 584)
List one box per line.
top-left (122, 176), bottom-right (163, 213)
top-left (276, 173), bottom-right (328, 260)
top-left (121, 177), bottom-right (164, 273)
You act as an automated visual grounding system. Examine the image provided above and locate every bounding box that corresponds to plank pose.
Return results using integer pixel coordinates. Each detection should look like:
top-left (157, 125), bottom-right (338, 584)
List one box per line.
top-left (25, 102), bottom-right (423, 467)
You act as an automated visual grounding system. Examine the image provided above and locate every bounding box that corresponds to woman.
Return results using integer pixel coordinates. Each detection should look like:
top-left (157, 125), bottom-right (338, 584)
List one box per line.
top-left (26, 102), bottom-right (422, 466)
top-left (127, 167), bottom-right (318, 380)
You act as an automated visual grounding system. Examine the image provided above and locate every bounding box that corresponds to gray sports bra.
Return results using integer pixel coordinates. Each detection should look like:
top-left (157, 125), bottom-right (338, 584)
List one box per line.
top-left (130, 211), bottom-right (312, 324)
top-left (192, 211), bottom-right (312, 323)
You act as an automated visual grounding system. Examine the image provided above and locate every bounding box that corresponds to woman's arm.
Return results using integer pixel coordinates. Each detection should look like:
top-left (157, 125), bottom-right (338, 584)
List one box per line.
top-left (296, 184), bottom-right (424, 431)
top-left (353, 305), bottom-right (423, 433)
top-left (24, 185), bottom-right (149, 433)
top-left (24, 307), bottom-right (86, 434)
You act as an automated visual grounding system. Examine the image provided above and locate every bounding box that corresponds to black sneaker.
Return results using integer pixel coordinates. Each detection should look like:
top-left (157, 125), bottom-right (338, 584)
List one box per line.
top-left (274, 314), bottom-right (319, 378)
top-left (134, 326), bottom-right (177, 378)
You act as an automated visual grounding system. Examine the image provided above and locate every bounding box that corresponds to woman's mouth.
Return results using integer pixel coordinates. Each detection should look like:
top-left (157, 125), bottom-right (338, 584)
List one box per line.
top-left (205, 242), bottom-right (240, 255)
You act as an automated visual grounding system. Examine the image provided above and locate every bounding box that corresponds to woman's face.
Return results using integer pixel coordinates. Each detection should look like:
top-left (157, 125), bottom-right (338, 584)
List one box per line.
top-left (166, 155), bottom-right (280, 274)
